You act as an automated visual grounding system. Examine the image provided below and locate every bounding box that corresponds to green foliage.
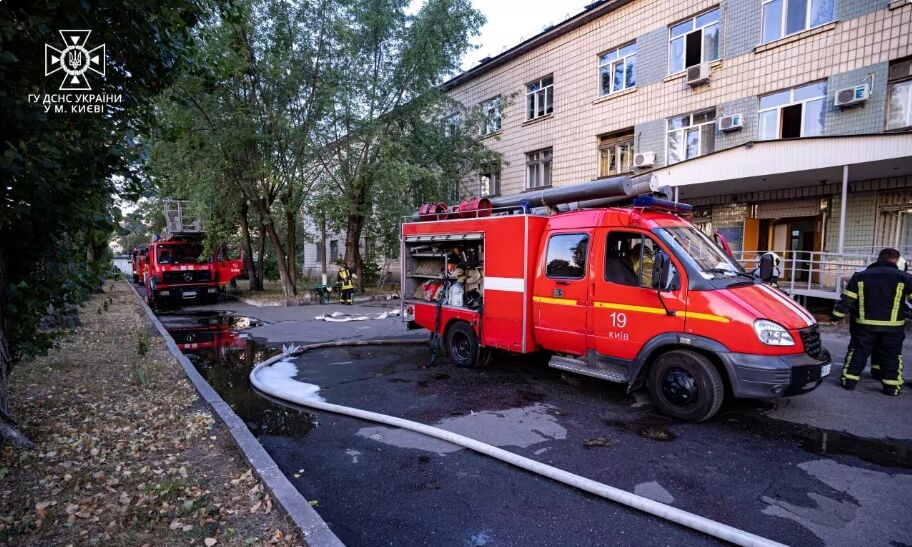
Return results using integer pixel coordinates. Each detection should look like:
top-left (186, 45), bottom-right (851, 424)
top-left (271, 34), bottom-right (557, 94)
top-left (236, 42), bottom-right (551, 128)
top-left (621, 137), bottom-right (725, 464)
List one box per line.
top-left (0, 1), bottom-right (212, 372)
top-left (136, 332), bottom-right (149, 357)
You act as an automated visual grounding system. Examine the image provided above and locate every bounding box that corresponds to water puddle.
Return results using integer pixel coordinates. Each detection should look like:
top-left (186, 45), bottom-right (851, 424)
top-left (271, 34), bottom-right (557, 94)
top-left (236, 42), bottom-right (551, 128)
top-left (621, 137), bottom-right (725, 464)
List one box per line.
top-left (161, 312), bottom-right (315, 439)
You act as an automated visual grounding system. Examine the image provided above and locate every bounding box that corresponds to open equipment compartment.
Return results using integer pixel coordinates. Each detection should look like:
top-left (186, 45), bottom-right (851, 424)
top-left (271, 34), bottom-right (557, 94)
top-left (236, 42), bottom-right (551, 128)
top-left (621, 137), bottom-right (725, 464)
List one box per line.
top-left (403, 232), bottom-right (485, 311)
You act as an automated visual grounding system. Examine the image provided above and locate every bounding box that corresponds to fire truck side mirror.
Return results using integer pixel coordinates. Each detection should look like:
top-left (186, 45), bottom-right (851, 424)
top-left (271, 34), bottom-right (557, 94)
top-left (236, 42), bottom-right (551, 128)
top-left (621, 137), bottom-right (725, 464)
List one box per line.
top-left (652, 251), bottom-right (678, 291)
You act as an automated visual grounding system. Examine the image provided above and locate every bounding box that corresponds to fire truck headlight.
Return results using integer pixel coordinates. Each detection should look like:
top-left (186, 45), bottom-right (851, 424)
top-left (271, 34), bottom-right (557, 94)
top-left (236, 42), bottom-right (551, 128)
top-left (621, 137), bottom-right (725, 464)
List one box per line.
top-left (753, 320), bottom-right (794, 346)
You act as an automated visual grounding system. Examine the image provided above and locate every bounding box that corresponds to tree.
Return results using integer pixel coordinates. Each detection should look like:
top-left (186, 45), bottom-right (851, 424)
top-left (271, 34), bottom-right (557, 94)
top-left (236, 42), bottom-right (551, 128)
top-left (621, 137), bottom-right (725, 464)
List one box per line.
top-left (317, 0), bottom-right (488, 289)
top-left (0, 0), bottom-right (211, 446)
top-left (146, 0), bottom-right (339, 298)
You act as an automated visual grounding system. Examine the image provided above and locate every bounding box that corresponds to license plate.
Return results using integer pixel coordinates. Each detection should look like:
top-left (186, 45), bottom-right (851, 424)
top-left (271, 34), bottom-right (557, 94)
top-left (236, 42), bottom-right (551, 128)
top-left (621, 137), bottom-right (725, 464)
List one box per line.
top-left (182, 291), bottom-right (197, 299)
top-left (821, 363), bottom-right (832, 377)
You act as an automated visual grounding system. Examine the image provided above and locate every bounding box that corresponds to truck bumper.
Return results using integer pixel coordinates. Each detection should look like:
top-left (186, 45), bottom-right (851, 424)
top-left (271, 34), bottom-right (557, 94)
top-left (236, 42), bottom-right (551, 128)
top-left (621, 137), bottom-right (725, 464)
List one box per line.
top-left (718, 349), bottom-right (831, 399)
top-left (154, 285), bottom-right (219, 302)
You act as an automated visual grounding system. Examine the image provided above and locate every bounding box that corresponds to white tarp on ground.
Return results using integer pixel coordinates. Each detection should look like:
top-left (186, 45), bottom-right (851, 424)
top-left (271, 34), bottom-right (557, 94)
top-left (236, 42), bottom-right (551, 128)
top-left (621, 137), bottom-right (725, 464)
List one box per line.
top-left (314, 309), bottom-right (401, 322)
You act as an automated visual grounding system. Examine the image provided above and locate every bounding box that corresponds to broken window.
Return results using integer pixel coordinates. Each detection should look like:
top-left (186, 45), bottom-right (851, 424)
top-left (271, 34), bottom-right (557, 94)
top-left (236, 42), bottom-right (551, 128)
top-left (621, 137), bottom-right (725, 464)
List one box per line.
top-left (526, 148), bottom-right (553, 189)
top-left (666, 108), bottom-right (716, 165)
top-left (758, 81), bottom-right (827, 140)
top-left (886, 57), bottom-right (912, 131)
top-left (598, 130), bottom-right (634, 177)
top-left (762, 0), bottom-right (834, 43)
top-left (669, 8), bottom-right (721, 74)
top-left (526, 76), bottom-right (554, 120)
top-left (480, 96), bottom-right (502, 135)
top-left (599, 43), bottom-right (636, 96)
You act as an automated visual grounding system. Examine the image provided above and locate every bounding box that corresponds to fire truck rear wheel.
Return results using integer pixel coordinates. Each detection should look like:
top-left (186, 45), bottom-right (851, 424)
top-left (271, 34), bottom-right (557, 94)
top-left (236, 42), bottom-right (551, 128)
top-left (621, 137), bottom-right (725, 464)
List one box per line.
top-left (647, 349), bottom-right (724, 423)
top-left (445, 321), bottom-right (488, 368)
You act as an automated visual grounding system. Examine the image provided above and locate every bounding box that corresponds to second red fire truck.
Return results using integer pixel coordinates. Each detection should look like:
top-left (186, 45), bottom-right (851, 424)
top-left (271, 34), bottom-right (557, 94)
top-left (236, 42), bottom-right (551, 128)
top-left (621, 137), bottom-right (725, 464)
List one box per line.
top-left (401, 177), bottom-right (831, 422)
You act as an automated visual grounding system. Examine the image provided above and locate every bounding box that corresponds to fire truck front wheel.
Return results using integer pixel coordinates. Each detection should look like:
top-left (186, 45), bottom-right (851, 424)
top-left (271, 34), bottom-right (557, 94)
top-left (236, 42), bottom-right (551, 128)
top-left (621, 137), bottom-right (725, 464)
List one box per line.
top-left (445, 321), bottom-right (490, 368)
top-left (647, 350), bottom-right (724, 423)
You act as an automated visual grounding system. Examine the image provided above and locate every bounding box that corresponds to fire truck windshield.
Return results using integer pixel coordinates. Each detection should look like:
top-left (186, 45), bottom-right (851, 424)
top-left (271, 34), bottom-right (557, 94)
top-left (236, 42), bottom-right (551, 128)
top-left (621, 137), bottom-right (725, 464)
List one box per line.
top-left (656, 227), bottom-right (745, 280)
top-left (157, 244), bottom-right (203, 265)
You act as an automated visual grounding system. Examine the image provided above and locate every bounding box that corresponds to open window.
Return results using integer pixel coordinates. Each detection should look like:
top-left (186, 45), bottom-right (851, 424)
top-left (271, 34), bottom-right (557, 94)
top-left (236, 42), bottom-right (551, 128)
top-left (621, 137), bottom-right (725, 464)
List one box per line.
top-left (604, 232), bottom-right (665, 288)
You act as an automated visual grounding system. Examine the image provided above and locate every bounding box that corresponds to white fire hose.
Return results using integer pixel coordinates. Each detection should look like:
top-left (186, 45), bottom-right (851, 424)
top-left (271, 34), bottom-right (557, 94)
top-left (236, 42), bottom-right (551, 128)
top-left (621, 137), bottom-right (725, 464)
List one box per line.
top-left (250, 340), bottom-right (787, 547)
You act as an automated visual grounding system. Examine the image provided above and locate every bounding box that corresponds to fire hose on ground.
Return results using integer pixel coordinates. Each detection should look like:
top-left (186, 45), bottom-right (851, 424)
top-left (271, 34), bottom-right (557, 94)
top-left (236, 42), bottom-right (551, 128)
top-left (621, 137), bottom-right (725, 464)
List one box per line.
top-left (249, 339), bottom-right (787, 547)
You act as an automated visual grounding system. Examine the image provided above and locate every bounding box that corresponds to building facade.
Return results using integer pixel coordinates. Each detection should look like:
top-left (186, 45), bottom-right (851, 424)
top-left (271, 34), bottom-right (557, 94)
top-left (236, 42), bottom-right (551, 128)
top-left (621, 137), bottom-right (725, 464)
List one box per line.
top-left (443, 0), bottom-right (912, 299)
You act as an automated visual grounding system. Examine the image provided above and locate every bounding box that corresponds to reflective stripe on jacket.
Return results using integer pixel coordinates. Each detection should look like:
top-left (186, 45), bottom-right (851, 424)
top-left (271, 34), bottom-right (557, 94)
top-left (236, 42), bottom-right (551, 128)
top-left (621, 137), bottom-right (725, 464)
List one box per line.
top-left (337, 268), bottom-right (354, 290)
top-left (833, 260), bottom-right (912, 327)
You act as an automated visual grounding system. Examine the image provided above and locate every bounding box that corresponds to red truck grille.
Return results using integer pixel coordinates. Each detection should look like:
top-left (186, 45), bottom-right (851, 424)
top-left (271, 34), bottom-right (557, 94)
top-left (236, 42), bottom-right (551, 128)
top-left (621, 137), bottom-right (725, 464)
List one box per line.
top-left (162, 270), bottom-right (211, 283)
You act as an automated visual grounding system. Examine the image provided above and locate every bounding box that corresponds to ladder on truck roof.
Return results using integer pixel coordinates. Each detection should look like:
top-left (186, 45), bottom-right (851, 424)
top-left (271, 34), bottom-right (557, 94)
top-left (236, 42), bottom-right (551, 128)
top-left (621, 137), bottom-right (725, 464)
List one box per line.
top-left (162, 199), bottom-right (204, 240)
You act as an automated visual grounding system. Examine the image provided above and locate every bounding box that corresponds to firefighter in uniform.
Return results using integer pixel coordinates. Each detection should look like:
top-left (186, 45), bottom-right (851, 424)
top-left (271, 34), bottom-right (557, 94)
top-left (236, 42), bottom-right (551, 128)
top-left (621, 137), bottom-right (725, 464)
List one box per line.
top-left (337, 264), bottom-right (355, 305)
top-left (833, 248), bottom-right (911, 395)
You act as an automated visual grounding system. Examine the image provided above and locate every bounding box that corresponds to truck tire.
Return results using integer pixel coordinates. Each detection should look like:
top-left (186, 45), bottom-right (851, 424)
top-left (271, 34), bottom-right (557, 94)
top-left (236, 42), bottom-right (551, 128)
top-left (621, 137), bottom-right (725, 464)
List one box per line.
top-left (647, 349), bottom-right (724, 423)
top-left (445, 321), bottom-right (489, 368)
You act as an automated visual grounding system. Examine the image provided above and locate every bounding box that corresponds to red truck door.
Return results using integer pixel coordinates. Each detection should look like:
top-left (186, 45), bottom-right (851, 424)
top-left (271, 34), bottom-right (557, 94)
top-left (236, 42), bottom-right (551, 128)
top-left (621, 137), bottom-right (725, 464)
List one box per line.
top-left (591, 229), bottom-right (687, 360)
top-left (532, 231), bottom-right (592, 356)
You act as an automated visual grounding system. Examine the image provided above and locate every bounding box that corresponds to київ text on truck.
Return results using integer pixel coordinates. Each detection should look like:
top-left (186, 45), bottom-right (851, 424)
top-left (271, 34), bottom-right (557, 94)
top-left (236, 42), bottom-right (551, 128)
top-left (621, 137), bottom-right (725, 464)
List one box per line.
top-left (400, 177), bottom-right (831, 422)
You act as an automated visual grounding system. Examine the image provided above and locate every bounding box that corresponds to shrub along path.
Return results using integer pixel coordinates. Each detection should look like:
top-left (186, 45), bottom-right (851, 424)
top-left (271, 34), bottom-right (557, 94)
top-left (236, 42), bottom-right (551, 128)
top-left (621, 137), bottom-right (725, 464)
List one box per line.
top-left (0, 282), bottom-right (302, 546)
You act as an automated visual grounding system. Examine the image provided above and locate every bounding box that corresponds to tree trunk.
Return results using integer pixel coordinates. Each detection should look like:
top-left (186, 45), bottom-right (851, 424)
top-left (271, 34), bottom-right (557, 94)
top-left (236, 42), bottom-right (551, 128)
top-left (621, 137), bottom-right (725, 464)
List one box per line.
top-left (262, 215), bottom-right (296, 298)
top-left (256, 217), bottom-right (266, 291)
top-left (0, 245), bottom-right (34, 449)
top-left (344, 213), bottom-right (365, 292)
top-left (238, 202), bottom-right (259, 291)
top-left (284, 207), bottom-right (298, 295)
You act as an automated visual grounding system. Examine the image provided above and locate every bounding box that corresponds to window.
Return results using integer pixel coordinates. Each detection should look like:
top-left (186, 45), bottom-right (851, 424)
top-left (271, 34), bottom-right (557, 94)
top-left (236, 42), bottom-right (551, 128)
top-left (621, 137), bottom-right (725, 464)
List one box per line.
top-left (526, 76), bottom-right (554, 120)
top-left (546, 233), bottom-right (589, 279)
top-left (761, 0), bottom-right (834, 43)
top-left (329, 240), bottom-right (339, 262)
top-left (479, 169), bottom-right (501, 197)
top-left (443, 113), bottom-right (460, 137)
top-left (526, 148), bottom-right (553, 189)
top-left (598, 130), bottom-right (634, 177)
top-left (886, 57), bottom-right (912, 131)
top-left (666, 109), bottom-right (716, 165)
top-left (481, 96), bottom-right (502, 135)
top-left (599, 43), bottom-right (636, 96)
top-left (316, 242), bottom-right (325, 264)
top-left (669, 8), bottom-right (721, 74)
top-left (758, 81), bottom-right (827, 140)
top-left (604, 232), bottom-right (660, 288)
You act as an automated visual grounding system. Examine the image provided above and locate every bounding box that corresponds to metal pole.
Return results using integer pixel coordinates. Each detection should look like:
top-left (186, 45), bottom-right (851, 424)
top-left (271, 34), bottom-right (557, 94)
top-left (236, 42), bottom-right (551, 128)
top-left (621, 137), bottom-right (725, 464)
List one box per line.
top-left (674, 186), bottom-right (679, 203)
top-left (837, 165), bottom-right (848, 255)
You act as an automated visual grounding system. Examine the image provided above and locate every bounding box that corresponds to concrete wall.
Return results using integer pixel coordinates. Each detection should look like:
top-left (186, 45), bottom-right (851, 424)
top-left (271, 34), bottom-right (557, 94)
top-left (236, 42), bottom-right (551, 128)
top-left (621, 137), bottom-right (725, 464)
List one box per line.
top-left (824, 62), bottom-right (890, 136)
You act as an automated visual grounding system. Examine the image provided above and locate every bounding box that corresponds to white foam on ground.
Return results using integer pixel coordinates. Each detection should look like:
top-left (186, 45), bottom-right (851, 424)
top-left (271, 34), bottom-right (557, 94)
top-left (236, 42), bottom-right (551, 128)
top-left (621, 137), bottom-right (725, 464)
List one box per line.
top-left (256, 358), bottom-right (324, 402)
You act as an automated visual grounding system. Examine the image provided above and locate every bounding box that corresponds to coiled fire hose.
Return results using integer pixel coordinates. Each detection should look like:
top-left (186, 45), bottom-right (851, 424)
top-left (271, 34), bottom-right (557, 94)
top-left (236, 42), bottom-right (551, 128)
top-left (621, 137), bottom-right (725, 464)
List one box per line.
top-left (250, 340), bottom-right (787, 547)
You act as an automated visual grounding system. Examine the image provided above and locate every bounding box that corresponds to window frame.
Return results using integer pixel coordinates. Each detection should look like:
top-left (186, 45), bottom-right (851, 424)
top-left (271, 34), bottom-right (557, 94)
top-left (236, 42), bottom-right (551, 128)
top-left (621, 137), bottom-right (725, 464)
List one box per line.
top-left (668, 7), bottom-right (722, 75)
top-left (525, 147), bottom-right (554, 190)
top-left (603, 231), bottom-right (665, 288)
top-left (545, 232), bottom-right (590, 280)
top-left (761, 0), bottom-right (835, 44)
top-left (665, 108), bottom-right (716, 166)
top-left (480, 95), bottom-right (503, 136)
top-left (526, 75), bottom-right (554, 121)
top-left (598, 130), bottom-right (635, 177)
top-left (757, 81), bottom-right (827, 140)
top-left (479, 168), bottom-right (501, 197)
top-left (886, 58), bottom-right (912, 131)
top-left (598, 42), bottom-right (636, 97)
top-left (442, 112), bottom-right (460, 138)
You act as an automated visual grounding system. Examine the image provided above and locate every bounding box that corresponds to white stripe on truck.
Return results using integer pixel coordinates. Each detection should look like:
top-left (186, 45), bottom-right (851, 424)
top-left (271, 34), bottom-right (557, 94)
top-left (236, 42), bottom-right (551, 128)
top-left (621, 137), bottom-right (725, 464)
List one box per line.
top-left (485, 276), bottom-right (525, 292)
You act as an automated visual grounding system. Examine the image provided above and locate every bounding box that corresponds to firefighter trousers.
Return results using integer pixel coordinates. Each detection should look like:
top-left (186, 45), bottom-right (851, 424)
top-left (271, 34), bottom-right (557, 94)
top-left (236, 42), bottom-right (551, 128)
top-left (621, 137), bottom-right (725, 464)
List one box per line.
top-left (341, 288), bottom-right (353, 305)
top-left (841, 327), bottom-right (905, 395)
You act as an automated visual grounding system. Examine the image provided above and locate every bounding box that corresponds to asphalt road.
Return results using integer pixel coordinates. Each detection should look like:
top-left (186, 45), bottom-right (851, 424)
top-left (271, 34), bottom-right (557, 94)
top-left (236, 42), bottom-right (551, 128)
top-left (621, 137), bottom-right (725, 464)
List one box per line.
top-left (159, 301), bottom-right (912, 547)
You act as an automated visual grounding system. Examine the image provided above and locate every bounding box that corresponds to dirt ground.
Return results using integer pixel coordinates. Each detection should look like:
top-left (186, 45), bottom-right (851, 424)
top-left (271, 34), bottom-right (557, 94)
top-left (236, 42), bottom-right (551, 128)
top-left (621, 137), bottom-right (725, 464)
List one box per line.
top-left (0, 282), bottom-right (303, 546)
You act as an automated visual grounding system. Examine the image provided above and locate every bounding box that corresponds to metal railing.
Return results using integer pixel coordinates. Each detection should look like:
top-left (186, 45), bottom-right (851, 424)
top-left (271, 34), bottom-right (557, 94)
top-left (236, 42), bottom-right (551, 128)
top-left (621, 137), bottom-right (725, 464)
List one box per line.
top-left (733, 250), bottom-right (875, 300)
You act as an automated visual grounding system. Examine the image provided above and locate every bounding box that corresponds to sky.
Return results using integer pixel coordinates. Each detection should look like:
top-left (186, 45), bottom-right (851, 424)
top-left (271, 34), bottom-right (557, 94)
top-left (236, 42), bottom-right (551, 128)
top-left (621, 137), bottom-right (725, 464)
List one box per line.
top-left (409, 0), bottom-right (593, 72)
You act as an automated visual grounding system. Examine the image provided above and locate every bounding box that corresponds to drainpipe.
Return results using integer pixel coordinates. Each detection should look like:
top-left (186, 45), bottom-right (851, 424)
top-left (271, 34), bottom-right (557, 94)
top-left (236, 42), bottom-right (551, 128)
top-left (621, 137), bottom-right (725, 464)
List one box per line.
top-left (837, 165), bottom-right (848, 255)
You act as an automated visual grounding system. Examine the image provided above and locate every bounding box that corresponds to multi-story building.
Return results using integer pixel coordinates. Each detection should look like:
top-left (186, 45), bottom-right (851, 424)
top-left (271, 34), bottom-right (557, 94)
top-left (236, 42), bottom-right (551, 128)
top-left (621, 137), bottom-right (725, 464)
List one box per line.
top-left (443, 0), bottom-right (912, 300)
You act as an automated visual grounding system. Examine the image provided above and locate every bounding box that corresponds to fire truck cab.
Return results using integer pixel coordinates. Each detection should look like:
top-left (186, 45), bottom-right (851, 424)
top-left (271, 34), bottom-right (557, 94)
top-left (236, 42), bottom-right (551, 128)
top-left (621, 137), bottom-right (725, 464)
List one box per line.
top-left (402, 196), bottom-right (831, 422)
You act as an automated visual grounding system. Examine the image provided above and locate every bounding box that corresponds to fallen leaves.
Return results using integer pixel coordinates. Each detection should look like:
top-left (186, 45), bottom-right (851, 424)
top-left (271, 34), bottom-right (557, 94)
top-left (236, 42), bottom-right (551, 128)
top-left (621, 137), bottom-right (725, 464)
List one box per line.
top-left (0, 283), bottom-right (303, 546)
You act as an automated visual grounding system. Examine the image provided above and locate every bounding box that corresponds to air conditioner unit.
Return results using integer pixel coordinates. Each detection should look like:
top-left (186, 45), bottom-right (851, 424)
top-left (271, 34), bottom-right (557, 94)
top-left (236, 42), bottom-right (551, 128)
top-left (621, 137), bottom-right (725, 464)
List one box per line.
top-left (718, 113), bottom-right (744, 132)
top-left (834, 84), bottom-right (870, 107)
top-left (686, 63), bottom-right (710, 87)
top-left (633, 151), bottom-right (655, 168)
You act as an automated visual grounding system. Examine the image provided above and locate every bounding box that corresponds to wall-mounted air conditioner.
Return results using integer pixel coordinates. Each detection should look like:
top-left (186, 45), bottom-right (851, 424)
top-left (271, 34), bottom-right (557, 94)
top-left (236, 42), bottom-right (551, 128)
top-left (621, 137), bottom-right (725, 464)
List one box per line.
top-left (834, 84), bottom-right (870, 107)
top-left (634, 151), bottom-right (655, 168)
top-left (687, 63), bottom-right (710, 87)
top-left (718, 113), bottom-right (744, 132)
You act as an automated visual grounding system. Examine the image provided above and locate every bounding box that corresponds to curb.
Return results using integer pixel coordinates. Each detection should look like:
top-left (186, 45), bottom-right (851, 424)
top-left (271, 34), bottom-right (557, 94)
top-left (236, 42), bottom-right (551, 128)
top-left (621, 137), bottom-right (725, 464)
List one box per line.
top-left (126, 282), bottom-right (344, 546)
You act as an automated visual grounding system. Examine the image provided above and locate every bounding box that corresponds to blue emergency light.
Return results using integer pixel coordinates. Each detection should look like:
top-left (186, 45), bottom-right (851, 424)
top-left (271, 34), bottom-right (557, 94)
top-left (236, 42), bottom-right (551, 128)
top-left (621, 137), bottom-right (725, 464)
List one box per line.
top-left (632, 196), bottom-right (693, 215)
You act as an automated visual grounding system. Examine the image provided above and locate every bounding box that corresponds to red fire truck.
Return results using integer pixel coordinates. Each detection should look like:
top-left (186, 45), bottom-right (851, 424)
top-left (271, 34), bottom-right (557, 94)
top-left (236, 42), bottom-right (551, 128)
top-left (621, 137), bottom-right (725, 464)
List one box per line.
top-left (138, 201), bottom-right (245, 309)
top-left (401, 178), bottom-right (830, 422)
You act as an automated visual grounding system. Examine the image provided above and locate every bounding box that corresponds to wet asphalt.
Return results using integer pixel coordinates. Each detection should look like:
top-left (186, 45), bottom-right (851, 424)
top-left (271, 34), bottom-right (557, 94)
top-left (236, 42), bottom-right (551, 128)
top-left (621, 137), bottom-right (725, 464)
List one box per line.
top-left (156, 306), bottom-right (912, 547)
